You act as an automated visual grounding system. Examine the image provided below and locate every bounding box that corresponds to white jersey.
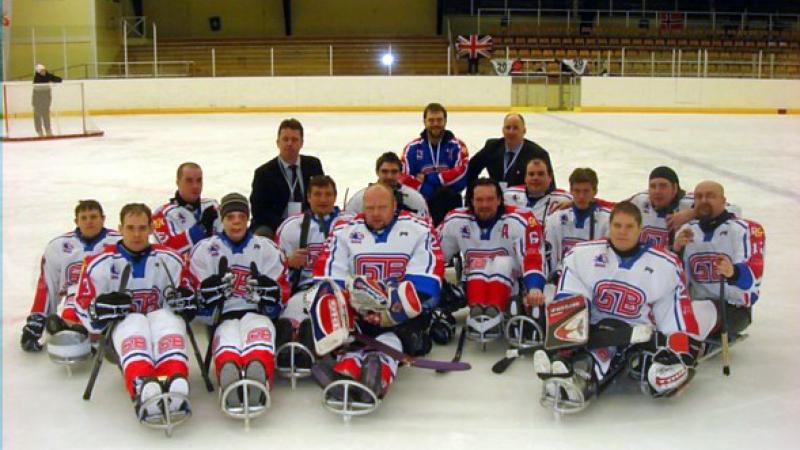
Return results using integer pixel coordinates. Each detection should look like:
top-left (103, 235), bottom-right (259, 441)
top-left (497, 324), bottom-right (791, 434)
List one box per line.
top-left (679, 216), bottom-right (765, 307)
top-left (503, 186), bottom-right (573, 224)
top-left (75, 243), bottom-right (187, 334)
top-left (30, 228), bottom-right (120, 317)
top-left (438, 205), bottom-right (545, 293)
top-left (544, 202), bottom-right (611, 276)
top-left (275, 208), bottom-right (354, 290)
top-left (556, 240), bottom-right (699, 336)
top-left (628, 191), bottom-right (742, 249)
top-left (189, 232), bottom-right (289, 316)
top-left (152, 197), bottom-right (223, 255)
top-left (315, 211), bottom-right (442, 303)
top-left (345, 184), bottom-right (430, 219)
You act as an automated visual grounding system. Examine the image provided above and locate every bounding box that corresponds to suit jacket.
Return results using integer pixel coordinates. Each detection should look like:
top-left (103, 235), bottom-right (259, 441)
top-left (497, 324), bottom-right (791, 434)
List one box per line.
top-left (466, 137), bottom-right (555, 190)
top-left (250, 154), bottom-right (324, 234)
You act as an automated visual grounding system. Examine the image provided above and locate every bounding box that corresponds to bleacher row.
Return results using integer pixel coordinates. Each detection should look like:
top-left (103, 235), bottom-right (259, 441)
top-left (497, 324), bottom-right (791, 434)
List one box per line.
top-left (119, 32), bottom-right (799, 79)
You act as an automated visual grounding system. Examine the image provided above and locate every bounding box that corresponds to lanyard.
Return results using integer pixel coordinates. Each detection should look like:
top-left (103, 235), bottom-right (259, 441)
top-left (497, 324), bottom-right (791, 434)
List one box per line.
top-left (279, 161), bottom-right (301, 198)
top-left (503, 144), bottom-right (522, 178)
top-left (503, 146), bottom-right (522, 178)
top-left (426, 139), bottom-right (441, 171)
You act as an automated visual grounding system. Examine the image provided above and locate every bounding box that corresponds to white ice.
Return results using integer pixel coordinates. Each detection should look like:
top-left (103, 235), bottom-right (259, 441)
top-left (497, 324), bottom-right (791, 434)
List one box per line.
top-left (3, 112), bottom-right (799, 449)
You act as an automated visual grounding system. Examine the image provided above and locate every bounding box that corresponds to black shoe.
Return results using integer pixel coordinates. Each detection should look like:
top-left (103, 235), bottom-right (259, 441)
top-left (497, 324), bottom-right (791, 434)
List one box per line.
top-left (312, 356), bottom-right (346, 401)
top-left (358, 353), bottom-right (384, 402)
top-left (275, 318), bottom-right (295, 368)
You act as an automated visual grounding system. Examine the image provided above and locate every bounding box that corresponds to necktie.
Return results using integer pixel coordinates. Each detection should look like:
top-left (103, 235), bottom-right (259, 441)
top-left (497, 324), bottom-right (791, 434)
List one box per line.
top-left (504, 151), bottom-right (514, 176)
top-left (289, 165), bottom-right (303, 203)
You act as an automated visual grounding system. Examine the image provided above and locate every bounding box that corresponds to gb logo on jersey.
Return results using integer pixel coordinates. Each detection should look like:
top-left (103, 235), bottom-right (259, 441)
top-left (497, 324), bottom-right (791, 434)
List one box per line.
top-left (355, 254), bottom-right (408, 280)
top-left (464, 248), bottom-right (508, 272)
top-left (593, 280), bottom-right (646, 319)
top-left (62, 241), bottom-right (74, 254)
top-left (460, 225), bottom-right (471, 239)
top-left (305, 243), bottom-right (324, 269)
top-left (640, 227), bottom-right (669, 248)
top-left (688, 252), bottom-right (722, 283)
top-left (66, 262), bottom-right (83, 284)
top-left (130, 288), bottom-right (160, 313)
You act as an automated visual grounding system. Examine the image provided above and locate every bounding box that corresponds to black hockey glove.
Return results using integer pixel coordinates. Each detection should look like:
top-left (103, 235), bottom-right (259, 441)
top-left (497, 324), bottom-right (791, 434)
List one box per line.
top-left (429, 308), bottom-right (456, 345)
top-left (199, 207), bottom-right (219, 236)
top-left (20, 313), bottom-right (46, 352)
top-left (247, 274), bottom-right (282, 319)
top-left (90, 292), bottom-right (132, 325)
top-left (166, 286), bottom-right (199, 321)
top-left (199, 274), bottom-right (230, 308)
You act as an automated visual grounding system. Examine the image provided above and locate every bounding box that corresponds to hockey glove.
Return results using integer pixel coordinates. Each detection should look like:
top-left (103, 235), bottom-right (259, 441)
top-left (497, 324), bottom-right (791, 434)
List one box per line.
top-left (429, 308), bottom-right (456, 345)
top-left (165, 286), bottom-right (198, 321)
top-left (247, 274), bottom-right (282, 319)
top-left (199, 273), bottom-right (231, 308)
top-left (20, 313), bottom-right (46, 352)
top-left (90, 292), bottom-right (133, 325)
top-left (199, 207), bottom-right (219, 236)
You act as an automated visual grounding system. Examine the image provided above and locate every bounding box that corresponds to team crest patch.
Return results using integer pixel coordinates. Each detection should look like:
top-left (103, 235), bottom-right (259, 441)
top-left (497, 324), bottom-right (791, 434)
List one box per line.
top-left (177, 212), bottom-right (187, 224)
top-left (110, 263), bottom-right (121, 280)
top-left (460, 225), bottom-right (471, 239)
top-left (416, 149), bottom-right (424, 160)
top-left (560, 214), bottom-right (569, 225)
top-left (349, 231), bottom-right (364, 244)
top-left (208, 244), bottom-right (220, 257)
top-left (254, 243), bottom-right (261, 250)
top-left (62, 241), bottom-right (74, 253)
top-left (593, 253), bottom-right (608, 267)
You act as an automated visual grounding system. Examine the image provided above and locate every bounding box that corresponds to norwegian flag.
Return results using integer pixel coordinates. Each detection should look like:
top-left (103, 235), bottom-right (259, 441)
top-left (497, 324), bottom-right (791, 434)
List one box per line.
top-left (456, 34), bottom-right (493, 60)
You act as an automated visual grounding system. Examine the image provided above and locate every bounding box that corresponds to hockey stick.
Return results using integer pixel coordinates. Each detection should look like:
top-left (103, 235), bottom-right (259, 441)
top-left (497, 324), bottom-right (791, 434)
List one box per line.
top-left (436, 325), bottom-right (467, 374)
top-left (353, 333), bottom-right (471, 372)
top-left (492, 344), bottom-right (542, 374)
top-left (719, 279), bottom-right (731, 376)
top-left (157, 256), bottom-right (215, 392)
top-left (202, 256), bottom-right (229, 387)
top-left (491, 320), bottom-right (647, 374)
top-left (83, 263), bottom-right (131, 401)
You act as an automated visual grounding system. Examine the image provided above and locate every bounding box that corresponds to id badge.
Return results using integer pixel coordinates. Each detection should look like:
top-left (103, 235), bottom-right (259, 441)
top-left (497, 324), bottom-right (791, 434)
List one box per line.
top-left (287, 201), bottom-right (302, 216)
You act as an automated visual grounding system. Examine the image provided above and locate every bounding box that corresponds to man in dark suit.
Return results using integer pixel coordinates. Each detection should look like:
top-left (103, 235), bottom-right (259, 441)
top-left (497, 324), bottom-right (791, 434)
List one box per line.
top-left (466, 113), bottom-right (555, 191)
top-left (250, 118), bottom-right (324, 237)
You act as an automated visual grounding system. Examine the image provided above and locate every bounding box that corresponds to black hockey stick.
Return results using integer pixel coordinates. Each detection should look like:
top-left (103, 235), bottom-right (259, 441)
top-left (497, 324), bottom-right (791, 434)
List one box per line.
top-left (492, 320), bottom-right (646, 374)
top-left (202, 256), bottom-right (229, 387)
top-left (437, 325), bottom-right (467, 374)
top-left (354, 333), bottom-right (471, 372)
top-left (157, 256), bottom-right (214, 392)
top-left (83, 263), bottom-right (131, 401)
top-left (719, 279), bottom-right (731, 376)
top-left (492, 344), bottom-right (542, 374)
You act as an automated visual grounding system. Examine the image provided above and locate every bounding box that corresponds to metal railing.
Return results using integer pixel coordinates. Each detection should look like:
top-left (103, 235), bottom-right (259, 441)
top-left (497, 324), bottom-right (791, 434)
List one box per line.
top-left (472, 7), bottom-right (800, 36)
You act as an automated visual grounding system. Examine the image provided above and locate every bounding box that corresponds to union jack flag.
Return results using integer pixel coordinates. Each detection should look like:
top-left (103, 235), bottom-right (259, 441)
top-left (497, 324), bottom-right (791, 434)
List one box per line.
top-left (456, 34), bottom-right (493, 59)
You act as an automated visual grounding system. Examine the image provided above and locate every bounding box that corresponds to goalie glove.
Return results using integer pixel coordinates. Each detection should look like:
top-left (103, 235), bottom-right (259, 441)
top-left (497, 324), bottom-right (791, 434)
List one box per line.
top-left (165, 286), bottom-right (198, 321)
top-left (348, 276), bottom-right (422, 328)
top-left (644, 332), bottom-right (698, 398)
top-left (247, 274), bottom-right (282, 319)
top-left (90, 291), bottom-right (133, 325)
top-left (198, 273), bottom-right (231, 308)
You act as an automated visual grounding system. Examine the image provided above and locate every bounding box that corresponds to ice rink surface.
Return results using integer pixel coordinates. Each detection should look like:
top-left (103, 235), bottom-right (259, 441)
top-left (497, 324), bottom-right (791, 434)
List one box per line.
top-left (3, 112), bottom-right (799, 449)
